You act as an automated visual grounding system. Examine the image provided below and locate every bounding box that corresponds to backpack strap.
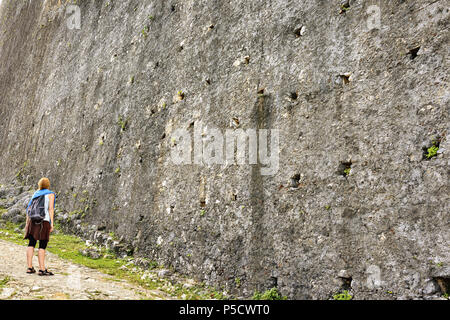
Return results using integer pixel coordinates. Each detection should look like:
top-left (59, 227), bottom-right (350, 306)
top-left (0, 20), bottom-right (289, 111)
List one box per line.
top-left (27, 189), bottom-right (56, 211)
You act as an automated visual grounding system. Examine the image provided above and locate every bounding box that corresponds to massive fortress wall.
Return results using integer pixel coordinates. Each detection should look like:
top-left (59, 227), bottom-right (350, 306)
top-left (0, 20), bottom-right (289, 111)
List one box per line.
top-left (0, 0), bottom-right (448, 299)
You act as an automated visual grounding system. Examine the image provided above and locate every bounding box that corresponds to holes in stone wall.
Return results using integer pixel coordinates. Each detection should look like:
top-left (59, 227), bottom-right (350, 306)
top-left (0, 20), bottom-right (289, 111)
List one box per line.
top-left (99, 134), bottom-right (106, 146)
top-left (337, 161), bottom-right (352, 177)
top-left (434, 277), bottom-right (450, 296)
top-left (289, 91), bottom-right (298, 100)
top-left (340, 276), bottom-right (352, 291)
top-left (290, 173), bottom-right (300, 189)
top-left (176, 90), bottom-right (185, 101)
top-left (339, 0), bottom-right (351, 14)
top-left (269, 276), bottom-right (278, 288)
top-left (257, 88), bottom-right (265, 97)
top-left (338, 74), bottom-right (351, 85)
top-left (408, 47), bottom-right (420, 60)
top-left (422, 137), bottom-right (441, 160)
top-left (294, 25), bottom-right (305, 37)
top-left (231, 117), bottom-right (240, 128)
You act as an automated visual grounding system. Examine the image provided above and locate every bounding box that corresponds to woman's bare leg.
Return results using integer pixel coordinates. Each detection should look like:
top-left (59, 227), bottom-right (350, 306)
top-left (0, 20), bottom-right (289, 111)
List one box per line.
top-left (26, 246), bottom-right (34, 269)
top-left (38, 249), bottom-right (46, 270)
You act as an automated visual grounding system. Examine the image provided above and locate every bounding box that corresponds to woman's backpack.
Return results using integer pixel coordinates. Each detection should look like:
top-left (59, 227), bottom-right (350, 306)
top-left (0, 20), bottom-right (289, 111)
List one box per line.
top-left (27, 195), bottom-right (46, 224)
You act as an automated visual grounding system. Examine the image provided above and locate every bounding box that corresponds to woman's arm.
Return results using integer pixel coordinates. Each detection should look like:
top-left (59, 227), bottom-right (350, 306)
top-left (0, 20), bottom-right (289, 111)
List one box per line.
top-left (48, 193), bottom-right (55, 232)
top-left (24, 215), bottom-right (30, 236)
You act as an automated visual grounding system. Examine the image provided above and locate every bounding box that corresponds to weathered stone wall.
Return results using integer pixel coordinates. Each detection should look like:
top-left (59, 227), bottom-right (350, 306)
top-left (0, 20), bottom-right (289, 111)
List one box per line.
top-left (0, 0), bottom-right (449, 299)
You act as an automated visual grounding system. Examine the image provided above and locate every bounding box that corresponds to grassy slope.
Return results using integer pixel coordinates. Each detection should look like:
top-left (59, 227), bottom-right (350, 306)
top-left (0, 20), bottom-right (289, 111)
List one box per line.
top-left (0, 220), bottom-right (228, 300)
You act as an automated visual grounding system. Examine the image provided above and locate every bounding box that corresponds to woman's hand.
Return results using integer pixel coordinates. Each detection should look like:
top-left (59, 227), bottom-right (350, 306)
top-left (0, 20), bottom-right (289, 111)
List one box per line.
top-left (50, 223), bottom-right (54, 233)
top-left (24, 217), bottom-right (29, 236)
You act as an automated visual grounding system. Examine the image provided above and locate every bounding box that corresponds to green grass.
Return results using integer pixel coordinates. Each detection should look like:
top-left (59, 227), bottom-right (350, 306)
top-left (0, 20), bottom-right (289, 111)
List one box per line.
top-left (0, 275), bottom-right (11, 288)
top-left (0, 221), bottom-right (228, 300)
top-left (333, 290), bottom-right (352, 300)
top-left (177, 90), bottom-right (185, 100)
top-left (252, 287), bottom-right (287, 300)
top-left (117, 115), bottom-right (128, 131)
top-left (426, 145), bottom-right (439, 159)
top-left (141, 26), bottom-right (149, 38)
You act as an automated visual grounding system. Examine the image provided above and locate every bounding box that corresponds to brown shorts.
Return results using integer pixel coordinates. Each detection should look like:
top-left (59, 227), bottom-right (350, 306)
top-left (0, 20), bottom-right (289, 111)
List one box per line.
top-left (24, 221), bottom-right (51, 242)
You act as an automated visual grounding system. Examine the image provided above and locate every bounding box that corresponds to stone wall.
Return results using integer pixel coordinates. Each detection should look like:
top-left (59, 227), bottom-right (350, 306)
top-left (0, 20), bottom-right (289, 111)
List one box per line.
top-left (0, 0), bottom-right (448, 299)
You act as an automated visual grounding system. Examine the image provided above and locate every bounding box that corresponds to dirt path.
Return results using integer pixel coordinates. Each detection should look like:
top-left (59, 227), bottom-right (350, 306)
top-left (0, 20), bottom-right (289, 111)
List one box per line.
top-left (0, 239), bottom-right (170, 300)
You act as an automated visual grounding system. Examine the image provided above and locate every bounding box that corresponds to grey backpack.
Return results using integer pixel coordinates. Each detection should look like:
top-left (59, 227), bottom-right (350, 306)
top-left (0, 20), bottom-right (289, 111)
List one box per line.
top-left (27, 195), bottom-right (46, 224)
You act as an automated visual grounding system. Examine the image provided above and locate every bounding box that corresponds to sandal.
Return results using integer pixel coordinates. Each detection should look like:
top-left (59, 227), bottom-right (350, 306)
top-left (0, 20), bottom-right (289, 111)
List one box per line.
top-left (26, 267), bottom-right (36, 274)
top-left (38, 269), bottom-right (54, 276)
top-left (44, 269), bottom-right (54, 276)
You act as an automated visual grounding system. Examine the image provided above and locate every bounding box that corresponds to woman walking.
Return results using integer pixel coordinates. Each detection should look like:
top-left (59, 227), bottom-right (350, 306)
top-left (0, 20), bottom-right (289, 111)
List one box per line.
top-left (24, 177), bottom-right (55, 276)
